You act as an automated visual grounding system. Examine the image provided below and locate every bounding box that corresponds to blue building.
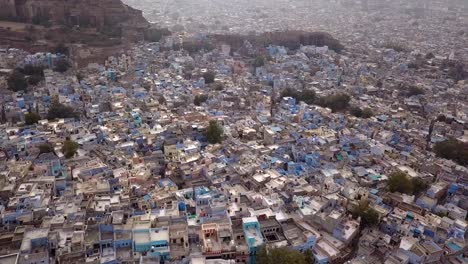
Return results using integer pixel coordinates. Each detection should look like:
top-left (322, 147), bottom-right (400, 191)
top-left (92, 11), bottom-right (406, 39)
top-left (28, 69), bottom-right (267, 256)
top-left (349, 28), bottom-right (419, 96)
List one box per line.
top-left (132, 227), bottom-right (170, 261)
top-left (242, 217), bottom-right (264, 264)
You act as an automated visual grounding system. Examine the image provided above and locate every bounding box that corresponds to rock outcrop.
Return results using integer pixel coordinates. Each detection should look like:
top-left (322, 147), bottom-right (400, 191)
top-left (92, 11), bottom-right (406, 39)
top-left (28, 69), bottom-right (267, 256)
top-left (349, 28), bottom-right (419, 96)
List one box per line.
top-left (0, 0), bottom-right (148, 30)
top-left (0, 0), bottom-right (150, 65)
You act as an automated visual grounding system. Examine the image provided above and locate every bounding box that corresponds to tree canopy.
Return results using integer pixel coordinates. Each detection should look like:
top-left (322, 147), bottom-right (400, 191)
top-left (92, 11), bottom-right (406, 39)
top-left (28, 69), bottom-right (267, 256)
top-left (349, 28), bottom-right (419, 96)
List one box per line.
top-left (194, 94), bottom-right (209, 106)
top-left (62, 140), bottom-right (79, 159)
top-left (53, 58), bottom-right (70, 73)
top-left (212, 82), bottom-right (224, 91)
top-left (434, 138), bottom-right (468, 166)
top-left (25, 112), bottom-right (41, 125)
top-left (182, 40), bottom-right (214, 53)
top-left (316, 93), bottom-right (351, 112)
top-left (203, 71), bottom-right (216, 84)
top-left (14, 64), bottom-right (45, 86)
top-left (351, 201), bottom-right (380, 227)
top-left (38, 143), bottom-right (54, 154)
top-left (280, 89), bottom-right (351, 112)
top-left (281, 88), bottom-right (316, 105)
top-left (205, 120), bottom-right (223, 144)
top-left (387, 171), bottom-right (428, 195)
top-left (52, 43), bottom-right (69, 55)
top-left (47, 98), bottom-right (78, 120)
top-left (256, 246), bottom-right (308, 264)
top-left (7, 70), bottom-right (28, 92)
top-left (350, 106), bottom-right (373, 118)
top-left (144, 27), bottom-right (171, 42)
top-left (441, 60), bottom-right (468, 82)
top-left (253, 56), bottom-right (266, 68)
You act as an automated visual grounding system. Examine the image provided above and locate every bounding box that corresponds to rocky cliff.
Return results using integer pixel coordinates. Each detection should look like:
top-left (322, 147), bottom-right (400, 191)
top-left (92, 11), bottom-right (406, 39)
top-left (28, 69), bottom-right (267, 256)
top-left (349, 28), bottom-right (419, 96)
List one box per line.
top-left (0, 0), bottom-right (150, 65)
top-left (0, 0), bottom-right (148, 30)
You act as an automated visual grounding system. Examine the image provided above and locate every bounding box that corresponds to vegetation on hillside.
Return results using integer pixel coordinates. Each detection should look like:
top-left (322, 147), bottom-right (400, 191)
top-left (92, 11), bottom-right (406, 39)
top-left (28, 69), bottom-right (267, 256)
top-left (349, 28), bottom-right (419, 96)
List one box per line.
top-left (387, 171), bottom-right (428, 195)
top-left (434, 138), bottom-right (468, 166)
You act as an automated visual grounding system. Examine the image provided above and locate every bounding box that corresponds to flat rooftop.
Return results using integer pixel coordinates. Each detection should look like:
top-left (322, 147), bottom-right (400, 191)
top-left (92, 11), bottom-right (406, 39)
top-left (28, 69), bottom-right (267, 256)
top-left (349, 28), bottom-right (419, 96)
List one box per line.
top-left (0, 253), bottom-right (18, 264)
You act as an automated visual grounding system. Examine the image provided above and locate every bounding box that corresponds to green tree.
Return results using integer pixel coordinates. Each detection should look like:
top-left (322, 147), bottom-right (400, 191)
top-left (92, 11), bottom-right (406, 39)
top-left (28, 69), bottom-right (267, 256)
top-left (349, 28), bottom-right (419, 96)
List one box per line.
top-left (144, 27), bottom-right (171, 42)
top-left (20, 64), bottom-right (44, 76)
top-left (62, 140), bottom-right (79, 159)
top-left (1, 105), bottom-right (6, 124)
top-left (383, 41), bottom-right (407, 52)
top-left (52, 43), bottom-right (69, 55)
top-left (32, 14), bottom-right (51, 27)
top-left (434, 138), bottom-right (468, 166)
top-left (7, 71), bottom-right (28, 92)
top-left (387, 171), bottom-right (413, 194)
top-left (38, 143), bottom-right (54, 154)
top-left (425, 52), bottom-right (435, 59)
top-left (318, 93), bottom-right (351, 112)
top-left (194, 94), bottom-right (209, 106)
top-left (256, 246), bottom-right (308, 264)
top-left (182, 40), bottom-right (214, 53)
top-left (411, 177), bottom-right (428, 196)
top-left (28, 74), bottom-right (43, 85)
top-left (351, 201), bottom-right (380, 227)
top-left (253, 56), bottom-right (265, 68)
top-left (205, 120), bottom-right (223, 144)
top-left (362, 107), bottom-right (374, 118)
top-left (303, 249), bottom-right (313, 264)
top-left (212, 82), bottom-right (224, 91)
top-left (47, 98), bottom-right (78, 120)
top-left (203, 71), bottom-right (216, 84)
top-left (280, 88), bottom-right (316, 105)
top-left (407, 86), bottom-right (424, 97)
top-left (54, 58), bottom-right (70, 73)
top-left (350, 106), bottom-right (363, 118)
top-left (25, 112), bottom-right (41, 125)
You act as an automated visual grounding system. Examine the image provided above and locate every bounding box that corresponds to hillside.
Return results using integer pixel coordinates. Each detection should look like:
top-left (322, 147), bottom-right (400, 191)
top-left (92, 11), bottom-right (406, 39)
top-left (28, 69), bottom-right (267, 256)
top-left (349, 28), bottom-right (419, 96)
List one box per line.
top-left (0, 0), bottom-right (150, 65)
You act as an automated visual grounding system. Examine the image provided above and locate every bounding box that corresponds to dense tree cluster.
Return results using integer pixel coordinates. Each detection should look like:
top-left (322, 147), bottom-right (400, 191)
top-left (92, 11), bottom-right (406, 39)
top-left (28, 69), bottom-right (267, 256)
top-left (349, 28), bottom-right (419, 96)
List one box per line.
top-left (38, 143), bottom-right (54, 154)
top-left (47, 99), bottom-right (78, 120)
top-left (212, 82), bottom-right (224, 91)
top-left (205, 120), bottom-right (223, 144)
top-left (350, 201), bottom-right (380, 227)
top-left (15, 64), bottom-right (45, 86)
top-left (213, 30), bottom-right (344, 53)
top-left (181, 40), bottom-right (214, 54)
top-left (297, 32), bottom-right (345, 53)
top-left (441, 60), bottom-right (468, 82)
top-left (315, 93), bottom-right (351, 112)
top-left (144, 27), bottom-right (171, 42)
top-left (382, 41), bottom-right (408, 52)
top-left (51, 43), bottom-right (69, 56)
top-left (280, 89), bottom-right (350, 112)
top-left (194, 94), bottom-right (209, 106)
top-left (62, 140), bottom-right (79, 159)
top-left (256, 246), bottom-right (310, 264)
top-left (281, 88), bottom-right (316, 105)
top-left (398, 84), bottom-right (424, 97)
top-left (25, 112), bottom-right (41, 125)
top-left (32, 14), bottom-right (52, 27)
top-left (53, 58), bottom-right (70, 73)
top-left (253, 56), bottom-right (266, 68)
top-left (7, 70), bottom-right (28, 92)
top-left (350, 106), bottom-right (373, 118)
top-left (202, 71), bottom-right (216, 84)
top-left (387, 171), bottom-right (428, 195)
top-left (434, 138), bottom-right (468, 166)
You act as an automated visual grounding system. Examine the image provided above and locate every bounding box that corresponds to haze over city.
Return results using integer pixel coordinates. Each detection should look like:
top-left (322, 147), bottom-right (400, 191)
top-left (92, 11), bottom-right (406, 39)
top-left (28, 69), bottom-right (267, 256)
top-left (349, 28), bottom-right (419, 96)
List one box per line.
top-left (0, 0), bottom-right (467, 264)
